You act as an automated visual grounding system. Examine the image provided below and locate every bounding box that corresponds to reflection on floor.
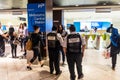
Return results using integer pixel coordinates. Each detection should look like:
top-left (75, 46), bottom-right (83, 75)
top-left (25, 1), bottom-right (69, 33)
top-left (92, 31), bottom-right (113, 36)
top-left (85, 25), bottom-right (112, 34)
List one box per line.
top-left (0, 44), bottom-right (120, 80)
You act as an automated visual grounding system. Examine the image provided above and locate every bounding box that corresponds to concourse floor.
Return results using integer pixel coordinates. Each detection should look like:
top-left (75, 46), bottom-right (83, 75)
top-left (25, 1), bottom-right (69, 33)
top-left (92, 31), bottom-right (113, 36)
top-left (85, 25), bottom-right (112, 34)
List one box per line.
top-left (0, 44), bottom-right (120, 80)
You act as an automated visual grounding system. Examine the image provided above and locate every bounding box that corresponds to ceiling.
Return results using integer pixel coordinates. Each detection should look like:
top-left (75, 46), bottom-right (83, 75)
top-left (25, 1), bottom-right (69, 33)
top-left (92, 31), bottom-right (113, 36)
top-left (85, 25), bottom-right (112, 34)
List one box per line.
top-left (0, 0), bottom-right (120, 28)
top-left (0, 0), bottom-right (120, 10)
top-left (0, 0), bottom-right (27, 9)
top-left (53, 0), bottom-right (120, 6)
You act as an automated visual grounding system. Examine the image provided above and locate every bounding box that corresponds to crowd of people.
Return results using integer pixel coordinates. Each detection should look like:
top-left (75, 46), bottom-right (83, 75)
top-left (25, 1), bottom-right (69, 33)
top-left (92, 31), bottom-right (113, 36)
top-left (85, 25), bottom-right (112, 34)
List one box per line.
top-left (0, 22), bottom-right (120, 80)
top-left (0, 22), bottom-right (28, 57)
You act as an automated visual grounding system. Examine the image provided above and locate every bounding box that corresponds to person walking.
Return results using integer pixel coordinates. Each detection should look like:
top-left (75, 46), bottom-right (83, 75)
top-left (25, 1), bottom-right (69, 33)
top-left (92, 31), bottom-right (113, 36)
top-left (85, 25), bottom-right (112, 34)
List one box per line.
top-left (47, 26), bottom-right (63, 75)
top-left (107, 27), bottom-right (120, 70)
top-left (63, 25), bottom-right (85, 80)
top-left (27, 25), bottom-right (45, 70)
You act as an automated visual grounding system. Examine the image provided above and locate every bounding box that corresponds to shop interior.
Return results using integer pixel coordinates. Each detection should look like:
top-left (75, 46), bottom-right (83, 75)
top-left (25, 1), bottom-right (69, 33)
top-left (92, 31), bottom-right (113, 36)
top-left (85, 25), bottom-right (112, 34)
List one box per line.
top-left (63, 8), bottom-right (120, 50)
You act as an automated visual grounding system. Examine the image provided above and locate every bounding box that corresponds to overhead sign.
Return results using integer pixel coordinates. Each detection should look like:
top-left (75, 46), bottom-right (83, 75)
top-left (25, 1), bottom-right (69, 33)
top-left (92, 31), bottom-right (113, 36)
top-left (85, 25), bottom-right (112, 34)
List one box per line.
top-left (27, 3), bottom-right (46, 32)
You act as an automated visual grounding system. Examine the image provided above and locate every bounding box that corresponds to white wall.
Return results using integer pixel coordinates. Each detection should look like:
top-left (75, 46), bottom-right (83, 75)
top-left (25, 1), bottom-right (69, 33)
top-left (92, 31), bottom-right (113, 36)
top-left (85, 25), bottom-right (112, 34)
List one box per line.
top-left (64, 9), bottom-right (120, 29)
top-left (0, 11), bottom-right (27, 26)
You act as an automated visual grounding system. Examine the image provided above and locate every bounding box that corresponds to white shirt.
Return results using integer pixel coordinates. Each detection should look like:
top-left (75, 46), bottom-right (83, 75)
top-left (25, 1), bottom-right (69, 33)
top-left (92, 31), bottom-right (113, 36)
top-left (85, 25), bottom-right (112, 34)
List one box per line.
top-left (63, 32), bottom-right (86, 48)
top-left (18, 28), bottom-right (23, 35)
top-left (0, 29), bottom-right (3, 35)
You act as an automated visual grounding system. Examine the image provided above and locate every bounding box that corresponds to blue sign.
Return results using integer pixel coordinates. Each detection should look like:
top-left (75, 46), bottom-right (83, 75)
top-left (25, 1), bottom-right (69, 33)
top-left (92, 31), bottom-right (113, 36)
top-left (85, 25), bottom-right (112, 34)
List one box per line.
top-left (74, 22), bottom-right (80, 32)
top-left (91, 21), bottom-right (111, 29)
top-left (27, 3), bottom-right (46, 32)
top-left (91, 22), bottom-right (102, 29)
top-left (1, 25), bottom-right (7, 31)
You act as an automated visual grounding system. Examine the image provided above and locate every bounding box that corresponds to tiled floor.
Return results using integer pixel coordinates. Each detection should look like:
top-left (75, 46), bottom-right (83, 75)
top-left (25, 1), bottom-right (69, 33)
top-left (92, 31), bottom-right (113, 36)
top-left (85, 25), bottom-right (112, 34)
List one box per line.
top-left (0, 44), bottom-right (120, 80)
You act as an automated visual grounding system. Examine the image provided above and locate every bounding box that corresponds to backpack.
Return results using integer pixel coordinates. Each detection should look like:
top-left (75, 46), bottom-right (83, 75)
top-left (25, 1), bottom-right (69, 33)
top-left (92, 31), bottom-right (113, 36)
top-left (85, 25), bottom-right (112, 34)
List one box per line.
top-left (25, 38), bottom-right (32, 50)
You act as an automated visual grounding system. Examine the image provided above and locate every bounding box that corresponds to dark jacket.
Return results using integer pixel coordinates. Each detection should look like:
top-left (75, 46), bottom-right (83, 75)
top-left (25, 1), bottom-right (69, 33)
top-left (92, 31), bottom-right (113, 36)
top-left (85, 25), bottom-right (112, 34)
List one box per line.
top-left (107, 42), bottom-right (119, 55)
top-left (31, 33), bottom-right (45, 48)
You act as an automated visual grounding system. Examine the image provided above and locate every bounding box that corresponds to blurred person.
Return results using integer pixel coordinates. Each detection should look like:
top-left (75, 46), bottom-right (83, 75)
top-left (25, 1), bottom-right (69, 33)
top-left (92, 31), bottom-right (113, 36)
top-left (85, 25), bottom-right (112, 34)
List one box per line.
top-left (63, 25), bottom-right (86, 80)
top-left (47, 26), bottom-right (63, 75)
top-left (107, 27), bottom-right (120, 70)
top-left (84, 26), bottom-right (89, 32)
top-left (0, 22), bottom-right (8, 57)
top-left (23, 23), bottom-right (29, 57)
top-left (18, 23), bottom-right (25, 51)
top-left (27, 25), bottom-right (45, 70)
top-left (57, 24), bottom-right (67, 65)
top-left (106, 24), bottom-right (113, 33)
top-left (9, 26), bottom-right (19, 58)
top-left (93, 27), bottom-right (97, 33)
top-left (39, 32), bottom-right (46, 59)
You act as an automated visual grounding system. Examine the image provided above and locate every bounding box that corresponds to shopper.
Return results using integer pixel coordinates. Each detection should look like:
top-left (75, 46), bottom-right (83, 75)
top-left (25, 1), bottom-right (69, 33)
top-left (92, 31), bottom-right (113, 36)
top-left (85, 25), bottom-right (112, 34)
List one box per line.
top-left (23, 23), bottom-right (29, 57)
top-left (9, 26), bottom-right (19, 58)
top-left (57, 24), bottom-right (67, 65)
top-left (63, 25), bottom-right (85, 80)
top-left (107, 27), bottom-right (120, 70)
top-left (27, 25), bottom-right (45, 70)
top-left (18, 23), bottom-right (25, 51)
top-left (47, 26), bottom-right (63, 75)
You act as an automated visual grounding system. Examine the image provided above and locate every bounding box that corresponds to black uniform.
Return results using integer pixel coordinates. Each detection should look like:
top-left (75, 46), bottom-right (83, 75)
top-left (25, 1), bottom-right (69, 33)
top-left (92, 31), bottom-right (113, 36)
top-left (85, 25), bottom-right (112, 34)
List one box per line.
top-left (66, 33), bottom-right (83, 80)
top-left (47, 32), bottom-right (61, 74)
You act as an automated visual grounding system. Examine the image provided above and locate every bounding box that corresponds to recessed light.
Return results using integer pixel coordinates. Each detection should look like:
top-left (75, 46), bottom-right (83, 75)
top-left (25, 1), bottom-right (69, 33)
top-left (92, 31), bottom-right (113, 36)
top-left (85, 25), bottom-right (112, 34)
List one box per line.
top-left (75, 5), bottom-right (79, 7)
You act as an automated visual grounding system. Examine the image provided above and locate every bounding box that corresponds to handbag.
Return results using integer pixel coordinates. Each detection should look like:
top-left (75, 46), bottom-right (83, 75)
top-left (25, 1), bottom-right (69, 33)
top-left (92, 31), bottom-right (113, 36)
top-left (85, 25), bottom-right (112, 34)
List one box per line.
top-left (13, 38), bottom-right (19, 45)
top-left (25, 39), bottom-right (32, 50)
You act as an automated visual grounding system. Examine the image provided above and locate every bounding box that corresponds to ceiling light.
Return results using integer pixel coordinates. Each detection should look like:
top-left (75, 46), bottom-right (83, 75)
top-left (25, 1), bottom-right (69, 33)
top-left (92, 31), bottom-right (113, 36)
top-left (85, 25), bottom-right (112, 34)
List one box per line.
top-left (75, 5), bottom-right (79, 7)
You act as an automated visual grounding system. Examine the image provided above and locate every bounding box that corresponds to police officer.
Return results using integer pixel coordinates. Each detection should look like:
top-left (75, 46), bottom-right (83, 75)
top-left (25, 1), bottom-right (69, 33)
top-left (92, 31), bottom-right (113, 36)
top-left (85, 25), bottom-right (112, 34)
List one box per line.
top-left (47, 26), bottom-right (63, 75)
top-left (63, 25), bottom-right (85, 80)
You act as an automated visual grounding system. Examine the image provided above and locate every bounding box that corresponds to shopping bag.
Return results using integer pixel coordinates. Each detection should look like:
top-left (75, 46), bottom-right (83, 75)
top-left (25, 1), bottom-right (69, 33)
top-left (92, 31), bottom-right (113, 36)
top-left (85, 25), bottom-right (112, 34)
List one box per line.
top-left (13, 39), bottom-right (19, 45)
top-left (25, 39), bottom-right (32, 50)
top-left (102, 49), bottom-right (110, 59)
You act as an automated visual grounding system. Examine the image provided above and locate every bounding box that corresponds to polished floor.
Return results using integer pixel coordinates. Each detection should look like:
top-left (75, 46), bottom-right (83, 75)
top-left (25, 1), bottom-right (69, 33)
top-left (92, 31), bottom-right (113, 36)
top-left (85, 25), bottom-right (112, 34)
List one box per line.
top-left (0, 44), bottom-right (120, 80)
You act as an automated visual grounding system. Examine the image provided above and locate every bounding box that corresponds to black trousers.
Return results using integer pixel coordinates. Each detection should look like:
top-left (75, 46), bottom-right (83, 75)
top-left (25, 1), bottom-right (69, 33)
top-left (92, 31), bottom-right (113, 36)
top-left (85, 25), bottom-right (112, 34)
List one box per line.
top-left (48, 49), bottom-right (60, 73)
top-left (111, 54), bottom-right (117, 68)
top-left (30, 48), bottom-right (42, 63)
top-left (66, 53), bottom-right (83, 80)
top-left (19, 37), bottom-right (24, 50)
top-left (0, 41), bottom-right (5, 56)
top-left (60, 46), bottom-right (65, 63)
top-left (10, 43), bottom-right (17, 58)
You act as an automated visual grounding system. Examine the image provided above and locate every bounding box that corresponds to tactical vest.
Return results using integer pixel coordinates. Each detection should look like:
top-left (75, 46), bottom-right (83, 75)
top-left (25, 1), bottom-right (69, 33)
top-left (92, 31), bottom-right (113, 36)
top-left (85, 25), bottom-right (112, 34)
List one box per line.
top-left (67, 33), bottom-right (82, 54)
top-left (47, 32), bottom-right (60, 49)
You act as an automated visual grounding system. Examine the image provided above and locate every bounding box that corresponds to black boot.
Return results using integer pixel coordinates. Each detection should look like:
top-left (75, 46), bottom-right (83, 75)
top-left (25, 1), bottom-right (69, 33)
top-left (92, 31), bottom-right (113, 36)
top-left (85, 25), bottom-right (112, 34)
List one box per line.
top-left (112, 64), bottom-right (115, 71)
top-left (27, 66), bottom-right (32, 70)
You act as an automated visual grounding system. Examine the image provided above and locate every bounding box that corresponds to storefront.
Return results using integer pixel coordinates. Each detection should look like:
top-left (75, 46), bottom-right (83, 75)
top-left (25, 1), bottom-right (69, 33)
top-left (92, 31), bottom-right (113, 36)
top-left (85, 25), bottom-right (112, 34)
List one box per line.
top-left (63, 8), bottom-right (120, 49)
